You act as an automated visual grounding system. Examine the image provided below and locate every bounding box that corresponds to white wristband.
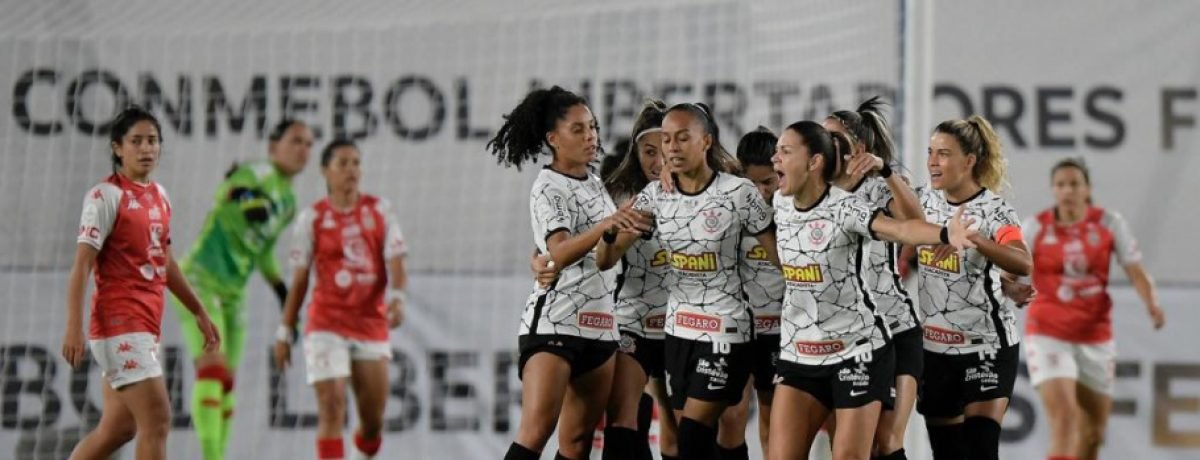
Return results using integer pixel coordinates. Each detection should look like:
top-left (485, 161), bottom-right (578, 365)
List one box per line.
top-left (386, 289), bottom-right (408, 305)
top-left (275, 324), bottom-right (294, 343)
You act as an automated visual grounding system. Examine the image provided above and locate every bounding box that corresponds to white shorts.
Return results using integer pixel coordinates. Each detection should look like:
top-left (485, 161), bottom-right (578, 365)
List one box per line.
top-left (1025, 334), bottom-right (1116, 395)
top-left (302, 331), bottom-right (392, 384)
top-left (89, 332), bottom-right (164, 389)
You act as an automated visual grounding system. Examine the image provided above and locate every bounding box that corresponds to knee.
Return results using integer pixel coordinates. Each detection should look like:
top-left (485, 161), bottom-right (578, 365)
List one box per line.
top-left (138, 407), bottom-right (172, 440)
top-left (1081, 423), bottom-right (1106, 449)
top-left (316, 390), bottom-right (346, 422)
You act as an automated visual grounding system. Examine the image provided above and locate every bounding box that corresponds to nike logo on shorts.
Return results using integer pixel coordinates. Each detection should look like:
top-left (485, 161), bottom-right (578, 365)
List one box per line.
top-left (850, 390), bottom-right (868, 397)
top-left (707, 383), bottom-right (726, 391)
top-left (980, 385), bottom-right (997, 392)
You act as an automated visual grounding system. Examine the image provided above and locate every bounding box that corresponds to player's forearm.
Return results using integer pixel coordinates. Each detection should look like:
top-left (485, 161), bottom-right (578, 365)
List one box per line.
top-left (1126, 264), bottom-right (1160, 310)
top-left (280, 270), bottom-right (310, 328)
top-left (878, 219), bottom-right (943, 247)
top-left (387, 257), bottom-right (407, 291)
top-left (885, 176), bottom-right (923, 221)
top-left (970, 237), bottom-right (1031, 276)
top-left (65, 263), bottom-right (88, 332)
top-left (754, 230), bottom-right (783, 270)
top-left (546, 225), bottom-right (607, 270)
top-left (597, 232), bottom-right (638, 270)
top-left (165, 255), bottom-right (206, 316)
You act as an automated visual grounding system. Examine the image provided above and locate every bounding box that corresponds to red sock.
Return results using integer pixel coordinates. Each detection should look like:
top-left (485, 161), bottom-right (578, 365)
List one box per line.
top-left (317, 438), bottom-right (344, 459)
top-left (354, 433), bottom-right (382, 455)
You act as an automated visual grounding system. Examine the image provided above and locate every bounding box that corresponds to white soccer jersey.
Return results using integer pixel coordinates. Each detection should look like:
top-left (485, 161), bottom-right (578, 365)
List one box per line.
top-left (634, 172), bottom-right (773, 343)
top-left (740, 232), bottom-right (784, 335)
top-left (613, 231), bottom-right (672, 340)
top-left (775, 187), bottom-right (890, 366)
top-left (850, 176), bottom-right (919, 334)
top-left (522, 167), bottom-right (619, 341)
top-left (917, 187), bottom-right (1023, 354)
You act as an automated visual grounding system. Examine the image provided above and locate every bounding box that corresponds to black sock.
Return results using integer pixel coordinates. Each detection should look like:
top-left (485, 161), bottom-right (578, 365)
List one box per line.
top-left (553, 452), bottom-right (571, 460)
top-left (926, 423), bottom-right (965, 460)
top-left (963, 416), bottom-right (1001, 460)
top-left (677, 417), bottom-right (717, 460)
top-left (603, 426), bottom-right (642, 460)
top-left (716, 443), bottom-right (748, 460)
top-left (639, 393), bottom-right (654, 438)
top-left (661, 455), bottom-right (679, 460)
top-left (875, 447), bottom-right (908, 460)
top-left (504, 442), bottom-right (540, 460)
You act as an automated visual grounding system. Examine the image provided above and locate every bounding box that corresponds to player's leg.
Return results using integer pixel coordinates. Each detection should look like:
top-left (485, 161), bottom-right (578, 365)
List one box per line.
top-left (766, 384), bottom-right (828, 460)
top-left (116, 377), bottom-right (173, 460)
top-left (605, 347), bottom-right (650, 460)
top-left (305, 332), bottom-right (353, 460)
top-left (507, 346), bottom-right (572, 459)
top-left (218, 290), bottom-right (249, 454)
top-left (676, 340), bottom-right (751, 460)
top-left (831, 402), bottom-right (882, 460)
top-left (69, 379), bottom-right (137, 459)
top-left (715, 381), bottom-right (752, 460)
top-left (558, 345), bottom-right (616, 459)
top-left (1073, 340), bottom-right (1116, 460)
top-left (918, 351), bottom-right (966, 460)
top-left (1027, 334), bottom-right (1082, 459)
top-left (830, 346), bottom-right (891, 460)
top-left (348, 345), bottom-right (390, 460)
top-left (175, 282), bottom-right (230, 460)
top-left (755, 386), bottom-right (774, 457)
top-left (875, 329), bottom-right (923, 459)
top-left (960, 346), bottom-right (1020, 460)
top-left (648, 377), bottom-right (679, 460)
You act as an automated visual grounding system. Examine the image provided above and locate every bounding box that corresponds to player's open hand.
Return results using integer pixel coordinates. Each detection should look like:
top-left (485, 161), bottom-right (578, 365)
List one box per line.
top-left (1149, 304), bottom-right (1166, 330)
top-left (845, 151), bottom-right (884, 178)
top-left (1000, 273), bottom-right (1036, 308)
top-left (273, 341), bottom-right (291, 370)
top-left (659, 164), bottom-right (675, 193)
top-left (61, 326), bottom-right (86, 368)
top-left (388, 299), bottom-right (405, 329)
top-left (947, 206), bottom-right (979, 252)
top-left (531, 251), bottom-right (559, 288)
top-left (196, 313), bottom-right (221, 353)
top-left (608, 201), bottom-right (653, 234)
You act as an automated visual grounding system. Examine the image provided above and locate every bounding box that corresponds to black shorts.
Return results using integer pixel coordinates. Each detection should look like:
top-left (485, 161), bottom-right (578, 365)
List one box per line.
top-left (618, 331), bottom-right (665, 379)
top-left (663, 336), bottom-right (752, 410)
top-left (917, 345), bottom-right (1020, 419)
top-left (518, 334), bottom-right (617, 381)
top-left (892, 327), bottom-right (925, 379)
top-left (750, 334), bottom-right (781, 393)
top-left (774, 344), bottom-right (895, 410)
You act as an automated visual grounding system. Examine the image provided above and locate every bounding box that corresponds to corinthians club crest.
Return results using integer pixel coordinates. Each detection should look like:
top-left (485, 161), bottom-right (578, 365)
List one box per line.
top-left (808, 221), bottom-right (828, 246)
top-left (702, 209), bottom-right (723, 234)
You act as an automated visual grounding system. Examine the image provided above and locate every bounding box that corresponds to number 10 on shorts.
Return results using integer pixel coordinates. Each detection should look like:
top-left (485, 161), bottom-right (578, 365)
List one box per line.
top-left (711, 341), bottom-right (731, 354)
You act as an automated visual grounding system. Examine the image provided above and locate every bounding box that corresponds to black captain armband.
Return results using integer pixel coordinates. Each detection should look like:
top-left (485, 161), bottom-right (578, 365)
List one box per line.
top-left (602, 229), bottom-right (618, 244)
top-left (939, 226), bottom-right (950, 245)
top-left (879, 162), bottom-right (893, 179)
top-left (272, 281), bottom-right (288, 308)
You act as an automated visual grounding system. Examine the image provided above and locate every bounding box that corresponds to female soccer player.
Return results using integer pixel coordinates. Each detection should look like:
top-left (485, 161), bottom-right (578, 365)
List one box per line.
top-left (601, 102), bottom-right (773, 460)
top-left (63, 106), bottom-right (221, 460)
top-left (713, 127), bottom-right (784, 460)
top-left (595, 99), bottom-right (676, 460)
top-left (823, 98), bottom-right (924, 460)
top-left (489, 86), bottom-right (649, 460)
top-left (273, 140), bottom-right (408, 460)
top-left (768, 121), bottom-right (973, 460)
top-left (1022, 158), bottom-right (1165, 460)
top-left (916, 116), bottom-right (1032, 460)
top-left (174, 119), bottom-right (313, 460)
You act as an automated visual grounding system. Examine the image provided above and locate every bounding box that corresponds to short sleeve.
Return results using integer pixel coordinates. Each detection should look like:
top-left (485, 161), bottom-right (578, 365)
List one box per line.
top-left (736, 180), bottom-right (773, 235)
top-left (1103, 210), bottom-right (1142, 265)
top-left (76, 184), bottom-right (121, 250)
top-left (531, 182), bottom-right (575, 241)
top-left (377, 199), bottom-right (408, 259)
top-left (288, 208), bottom-right (318, 271)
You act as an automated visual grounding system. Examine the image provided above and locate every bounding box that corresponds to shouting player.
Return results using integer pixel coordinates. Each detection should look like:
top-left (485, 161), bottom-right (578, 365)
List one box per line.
top-left (63, 106), bottom-right (221, 460)
top-left (274, 140), bottom-right (408, 460)
top-left (174, 119), bottom-right (313, 460)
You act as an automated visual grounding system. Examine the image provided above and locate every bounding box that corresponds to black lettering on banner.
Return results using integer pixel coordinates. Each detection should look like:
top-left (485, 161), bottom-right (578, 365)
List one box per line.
top-left (430, 351), bottom-right (479, 431)
top-left (267, 348), bottom-right (319, 429)
top-left (493, 351), bottom-right (519, 433)
top-left (455, 78), bottom-right (491, 141)
top-left (1153, 363), bottom-right (1200, 447)
top-left (602, 80), bottom-right (643, 144)
top-left (0, 345), bottom-right (62, 429)
top-left (753, 81), bottom-right (800, 131)
top-left (162, 346), bottom-right (192, 428)
top-left (1112, 360), bottom-right (1140, 415)
top-left (705, 81), bottom-right (746, 138)
top-left (67, 351), bottom-right (103, 428)
top-left (1161, 88), bottom-right (1197, 151)
top-left (140, 74), bottom-right (193, 137)
top-left (12, 68), bottom-right (63, 135)
top-left (982, 85), bottom-right (1027, 148)
top-left (1037, 87), bottom-right (1074, 148)
top-left (1084, 86), bottom-right (1124, 149)
top-left (934, 84), bottom-right (974, 118)
top-left (656, 82), bottom-right (694, 105)
top-left (332, 75), bottom-right (378, 140)
top-left (388, 349), bottom-right (420, 431)
top-left (384, 76), bottom-right (445, 141)
top-left (204, 75), bottom-right (267, 138)
top-left (1003, 361), bottom-right (1036, 442)
top-left (66, 69), bottom-right (132, 136)
top-left (281, 75), bottom-right (323, 139)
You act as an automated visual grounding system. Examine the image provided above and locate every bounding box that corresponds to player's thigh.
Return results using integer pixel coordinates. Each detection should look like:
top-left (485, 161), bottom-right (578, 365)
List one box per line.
top-left (95, 381), bottom-right (138, 439)
top-left (220, 290), bottom-right (249, 367)
top-left (518, 352), bottom-right (572, 427)
top-left (767, 384), bottom-right (828, 460)
top-left (350, 356), bottom-right (391, 420)
top-left (608, 351), bottom-right (649, 427)
top-left (831, 402), bottom-right (882, 458)
top-left (115, 376), bottom-right (172, 431)
top-left (560, 353), bottom-right (616, 436)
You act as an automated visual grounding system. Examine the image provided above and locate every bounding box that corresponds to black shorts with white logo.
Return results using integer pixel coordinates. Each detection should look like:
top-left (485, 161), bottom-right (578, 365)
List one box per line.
top-left (751, 334), bottom-right (781, 393)
top-left (618, 331), bottom-right (665, 379)
top-left (774, 344), bottom-right (896, 410)
top-left (518, 334), bottom-right (617, 381)
top-left (892, 327), bottom-right (925, 379)
top-left (917, 344), bottom-right (1019, 418)
top-left (663, 335), bottom-right (752, 410)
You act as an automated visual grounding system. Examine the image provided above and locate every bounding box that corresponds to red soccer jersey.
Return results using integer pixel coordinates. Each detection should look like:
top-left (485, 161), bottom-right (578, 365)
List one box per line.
top-left (289, 194), bottom-right (406, 341)
top-left (77, 174), bottom-right (173, 339)
top-left (1024, 207), bottom-right (1141, 343)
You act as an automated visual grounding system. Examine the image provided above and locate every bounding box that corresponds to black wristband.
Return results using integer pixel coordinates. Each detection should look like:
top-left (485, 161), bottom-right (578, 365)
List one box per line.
top-left (939, 226), bottom-right (950, 245)
top-left (602, 229), bottom-right (617, 244)
top-left (272, 282), bottom-right (288, 307)
top-left (879, 162), bottom-right (893, 178)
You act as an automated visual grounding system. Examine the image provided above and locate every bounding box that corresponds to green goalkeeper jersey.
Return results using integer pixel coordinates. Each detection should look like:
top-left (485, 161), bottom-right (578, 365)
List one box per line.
top-left (181, 160), bottom-right (297, 295)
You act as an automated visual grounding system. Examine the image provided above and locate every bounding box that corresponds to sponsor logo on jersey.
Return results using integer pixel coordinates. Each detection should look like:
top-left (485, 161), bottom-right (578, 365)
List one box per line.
top-left (924, 325), bottom-right (966, 344)
top-left (645, 314), bottom-right (666, 331)
top-left (918, 247), bottom-right (960, 273)
top-left (755, 315), bottom-right (781, 331)
top-left (671, 252), bottom-right (718, 272)
top-left (795, 340), bottom-right (845, 356)
top-left (782, 264), bottom-right (824, 283)
top-left (578, 312), bottom-right (615, 330)
top-left (702, 209), bottom-right (724, 234)
top-left (651, 250), bottom-right (670, 267)
top-left (676, 312), bottom-right (721, 332)
top-left (747, 245), bottom-right (769, 261)
top-left (79, 226), bottom-right (100, 240)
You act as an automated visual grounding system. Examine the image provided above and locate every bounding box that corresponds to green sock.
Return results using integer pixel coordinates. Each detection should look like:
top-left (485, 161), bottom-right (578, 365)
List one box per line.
top-left (219, 392), bottom-right (236, 453)
top-left (192, 379), bottom-right (225, 460)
